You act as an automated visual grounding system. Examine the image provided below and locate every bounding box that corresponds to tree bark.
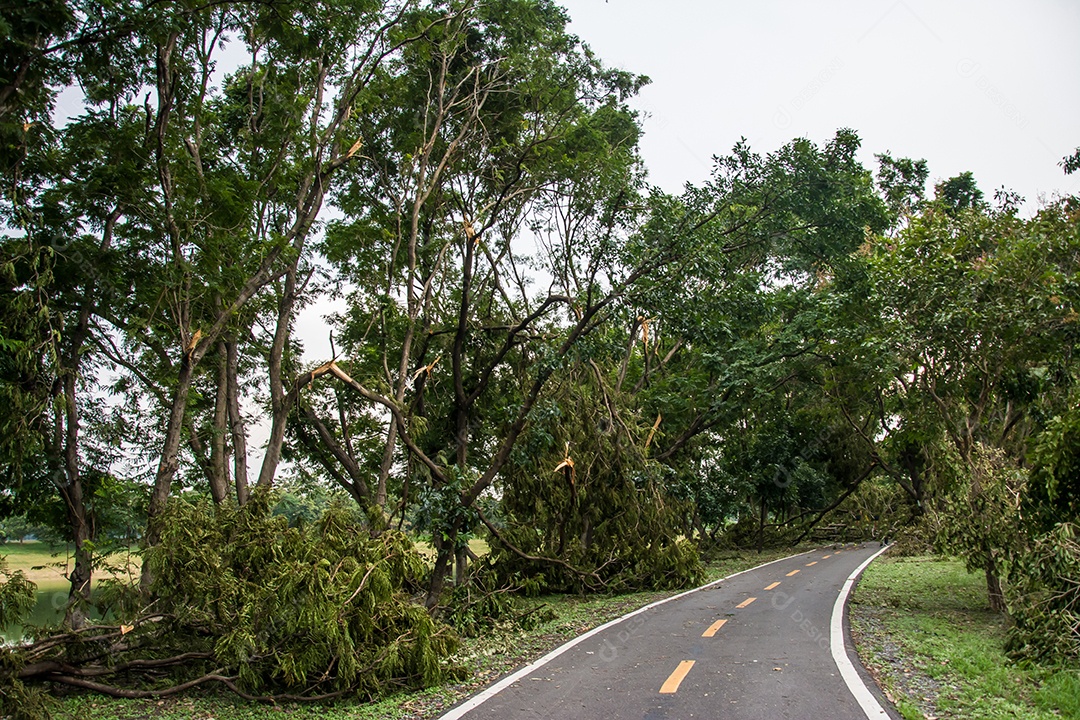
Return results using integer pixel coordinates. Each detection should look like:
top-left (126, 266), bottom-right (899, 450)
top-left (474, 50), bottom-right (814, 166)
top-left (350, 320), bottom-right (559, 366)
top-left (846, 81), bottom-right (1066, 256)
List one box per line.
top-left (426, 526), bottom-right (457, 608)
top-left (375, 422), bottom-right (395, 510)
top-left (257, 260), bottom-right (301, 489)
top-left (899, 445), bottom-right (926, 516)
top-left (143, 357), bottom-right (196, 590)
top-left (226, 339), bottom-right (249, 505)
top-left (454, 544), bottom-right (468, 587)
top-left (986, 558), bottom-right (1006, 613)
top-left (60, 372), bottom-right (92, 630)
top-left (580, 514), bottom-right (592, 551)
top-left (56, 213), bottom-right (116, 627)
top-left (208, 344), bottom-right (229, 504)
top-left (297, 404), bottom-right (384, 530)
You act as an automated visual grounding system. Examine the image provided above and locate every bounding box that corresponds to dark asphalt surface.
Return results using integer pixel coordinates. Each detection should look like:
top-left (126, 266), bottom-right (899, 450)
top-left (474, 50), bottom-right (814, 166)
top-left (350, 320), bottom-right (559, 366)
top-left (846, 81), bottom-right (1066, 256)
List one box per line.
top-left (442, 545), bottom-right (896, 720)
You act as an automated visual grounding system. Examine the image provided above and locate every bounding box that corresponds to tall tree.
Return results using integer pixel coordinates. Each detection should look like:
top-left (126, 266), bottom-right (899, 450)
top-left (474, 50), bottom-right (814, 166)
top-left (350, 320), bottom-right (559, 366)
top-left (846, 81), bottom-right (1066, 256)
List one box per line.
top-left (315, 0), bottom-right (656, 602)
top-left (2, 0), bottom-right (439, 602)
top-left (858, 182), bottom-right (1079, 610)
top-left (612, 131), bottom-right (890, 539)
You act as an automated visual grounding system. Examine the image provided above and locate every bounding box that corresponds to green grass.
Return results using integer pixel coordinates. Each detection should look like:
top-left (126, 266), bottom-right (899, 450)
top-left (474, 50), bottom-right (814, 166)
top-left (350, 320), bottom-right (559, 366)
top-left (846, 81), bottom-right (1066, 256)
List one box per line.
top-left (2, 540), bottom-right (139, 578)
top-left (1, 540), bottom-right (55, 556)
top-left (44, 545), bottom-right (811, 719)
top-left (2, 540), bottom-right (69, 567)
top-left (412, 537), bottom-right (491, 562)
top-left (851, 554), bottom-right (1080, 719)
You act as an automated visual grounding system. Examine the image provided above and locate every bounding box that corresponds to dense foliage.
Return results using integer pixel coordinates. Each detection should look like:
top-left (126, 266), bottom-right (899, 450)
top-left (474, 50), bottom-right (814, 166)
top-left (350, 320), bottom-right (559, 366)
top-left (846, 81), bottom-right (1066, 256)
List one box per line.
top-left (140, 495), bottom-right (459, 697)
top-left (0, 494), bottom-right (459, 717)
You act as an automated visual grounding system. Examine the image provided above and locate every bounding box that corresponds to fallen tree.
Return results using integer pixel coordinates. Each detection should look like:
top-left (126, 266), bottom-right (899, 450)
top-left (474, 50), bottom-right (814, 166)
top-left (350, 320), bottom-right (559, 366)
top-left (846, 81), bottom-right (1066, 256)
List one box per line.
top-left (0, 493), bottom-right (460, 718)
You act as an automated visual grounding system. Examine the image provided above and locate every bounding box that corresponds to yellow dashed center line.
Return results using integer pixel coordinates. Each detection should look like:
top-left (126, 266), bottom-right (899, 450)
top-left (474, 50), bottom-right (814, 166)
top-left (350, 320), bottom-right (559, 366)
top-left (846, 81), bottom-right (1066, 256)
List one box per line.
top-left (702, 618), bottom-right (728, 637)
top-left (764, 581), bottom-right (781, 590)
top-left (786, 569), bottom-right (801, 577)
top-left (659, 660), bottom-right (695, 693)
top-left (806, 561), bottom-right (818, 566)
top-left (735, 597), bottom-right (757, 609)
top-left (822, 555), bottom-right (832, 559)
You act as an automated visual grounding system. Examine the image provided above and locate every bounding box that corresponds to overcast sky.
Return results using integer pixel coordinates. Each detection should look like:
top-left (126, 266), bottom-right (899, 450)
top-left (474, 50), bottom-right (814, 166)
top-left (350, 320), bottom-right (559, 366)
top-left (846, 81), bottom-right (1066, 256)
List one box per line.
top-left (557, 0), bottom-right (1080, 208)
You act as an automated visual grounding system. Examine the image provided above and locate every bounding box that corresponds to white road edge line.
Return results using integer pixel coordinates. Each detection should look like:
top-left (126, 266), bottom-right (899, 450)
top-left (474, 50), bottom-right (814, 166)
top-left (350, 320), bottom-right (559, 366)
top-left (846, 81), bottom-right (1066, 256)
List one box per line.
top-left (437, 549), bottom-right (814, 720)
top-left (831, 544), bottom-right (892, 719)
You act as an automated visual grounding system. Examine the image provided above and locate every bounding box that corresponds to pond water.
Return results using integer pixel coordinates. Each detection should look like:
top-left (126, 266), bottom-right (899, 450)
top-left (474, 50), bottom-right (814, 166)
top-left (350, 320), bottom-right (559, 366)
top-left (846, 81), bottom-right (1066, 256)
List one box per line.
top-left (1, 544), bottom-right (133, 642)
top-left (1, 584), bottom-right (104, 643)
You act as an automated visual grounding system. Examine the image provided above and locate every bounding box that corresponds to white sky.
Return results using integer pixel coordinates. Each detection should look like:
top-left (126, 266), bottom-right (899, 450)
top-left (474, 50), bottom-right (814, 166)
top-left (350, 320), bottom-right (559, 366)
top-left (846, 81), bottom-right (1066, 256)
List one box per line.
top-left (557, 0), bottom-right (1080, 206)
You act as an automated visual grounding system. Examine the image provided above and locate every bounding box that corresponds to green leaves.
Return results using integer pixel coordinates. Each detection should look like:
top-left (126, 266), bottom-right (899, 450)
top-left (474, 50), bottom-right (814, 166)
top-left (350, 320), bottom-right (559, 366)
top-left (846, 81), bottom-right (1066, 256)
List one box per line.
top-left (0, 556), bottom-right (35, 629)
top-left (875, 151), bottom-right (929, 225)
top-left (1004, 522), bottom-right (1080, 662)
top-left (144, 491), bottom-right (458, 696)
top-left (1028, 405), bottom-right (1080, 530)
top-left (934, 171), bottom-right (987, 216)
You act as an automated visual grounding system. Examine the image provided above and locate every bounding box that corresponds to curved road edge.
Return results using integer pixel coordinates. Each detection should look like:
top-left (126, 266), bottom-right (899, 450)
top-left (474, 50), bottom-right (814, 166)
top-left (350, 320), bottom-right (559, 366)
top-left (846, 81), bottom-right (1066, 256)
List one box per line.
top-left (438, 549), bottom-right (814, 720)
top-left (831, 543), bottom-right (897, 719)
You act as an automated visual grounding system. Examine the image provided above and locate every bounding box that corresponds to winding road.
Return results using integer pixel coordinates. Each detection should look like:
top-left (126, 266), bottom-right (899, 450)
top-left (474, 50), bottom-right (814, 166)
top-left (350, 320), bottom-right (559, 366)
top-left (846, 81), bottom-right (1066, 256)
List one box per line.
top-left (439, 544), bottom-right (898, 720)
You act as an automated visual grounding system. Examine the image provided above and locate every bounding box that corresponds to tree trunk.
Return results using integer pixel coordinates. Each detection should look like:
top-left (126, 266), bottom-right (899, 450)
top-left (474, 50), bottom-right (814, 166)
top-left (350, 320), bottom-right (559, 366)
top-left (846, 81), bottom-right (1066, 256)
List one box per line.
top-left (257, 260), bottom-right (300, 489)
top-left (296, 404), bottom-right (385, 531)
top-left (375, 422), bottom-right (394, 510)
top-left (426, 525), bottom-right (458, 608)
top-left (226, 339), bottom-right (249, 506)
top-left (581, 514), bottom-right (592, 550)
top-left (985, 558), bottom-right (1006, 613)
top-left (56, 262), bottom-right (110, 628)
top-left (143, 358), bottom-right (196, 590)
top-left (208, 345), bottom-right (229, 504)
top-left (60, 373), bottom-right (92, 629)
top-left (900, 446), bottom-right (926, 517)
top-left (454, 544), bottom-right (468, 587)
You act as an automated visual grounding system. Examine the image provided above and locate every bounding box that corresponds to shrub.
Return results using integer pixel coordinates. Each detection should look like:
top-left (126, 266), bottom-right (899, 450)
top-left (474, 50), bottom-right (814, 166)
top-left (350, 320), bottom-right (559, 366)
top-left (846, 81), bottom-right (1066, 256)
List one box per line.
top-left (1005, 523), bottom-right (1080, 662)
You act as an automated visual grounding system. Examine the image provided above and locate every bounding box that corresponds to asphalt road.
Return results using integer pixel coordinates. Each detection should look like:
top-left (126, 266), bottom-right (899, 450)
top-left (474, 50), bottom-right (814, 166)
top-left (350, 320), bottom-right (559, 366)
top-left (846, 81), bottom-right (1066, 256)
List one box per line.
top-left (441, 545), bottom-right (897, 720)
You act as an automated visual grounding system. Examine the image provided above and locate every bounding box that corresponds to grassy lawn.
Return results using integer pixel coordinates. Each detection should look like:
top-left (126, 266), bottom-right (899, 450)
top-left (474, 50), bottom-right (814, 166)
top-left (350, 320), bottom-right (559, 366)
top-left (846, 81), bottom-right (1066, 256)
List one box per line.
top-left (2, 541), bottom-right (140, 584)
top-left (412, 537), bottom-right (491, 562)
top-left (48, 545), bottom-right (811, 720)
top-left (2, 541), bottom-right (90, 616)
top-left (850, 554), bottom-right (1080, 720)
top-left (2, 541), bottom-right (79, 587)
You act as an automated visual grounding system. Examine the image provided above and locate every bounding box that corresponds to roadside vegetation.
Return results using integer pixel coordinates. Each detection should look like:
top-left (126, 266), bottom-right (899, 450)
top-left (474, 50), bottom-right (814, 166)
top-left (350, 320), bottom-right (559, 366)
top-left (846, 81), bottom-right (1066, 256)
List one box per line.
top-left (50, 547), bottom-right (806, 720)
top-left (852, 553), bottom-right (1080, 720)
top-left (1, 0), bottom-right (1078, 716)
